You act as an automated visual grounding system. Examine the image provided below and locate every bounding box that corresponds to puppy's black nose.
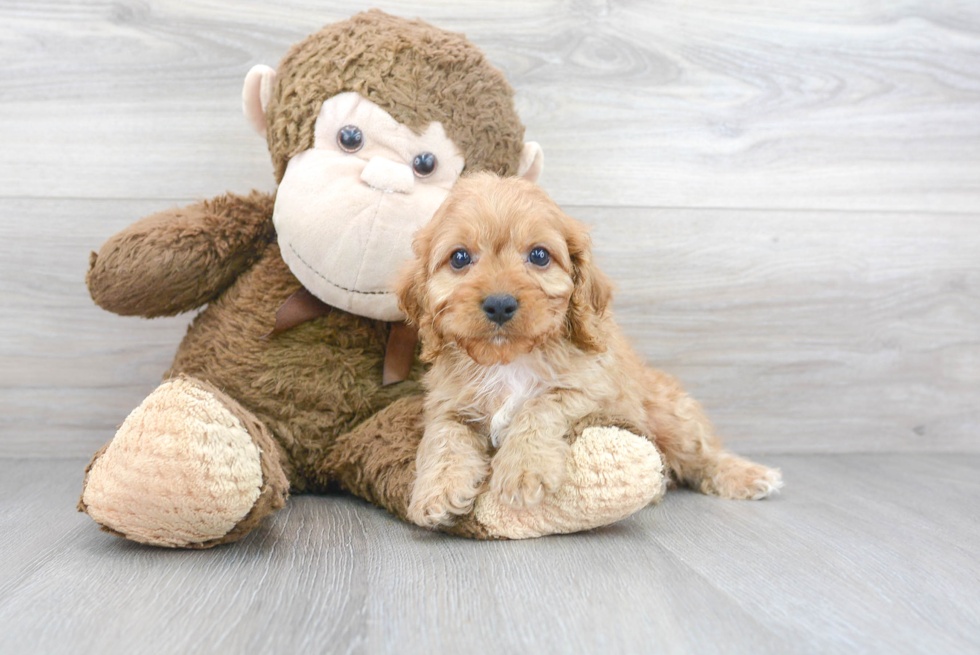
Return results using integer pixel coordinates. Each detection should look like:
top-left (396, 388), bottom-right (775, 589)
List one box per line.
top-left (482, 294), bottom-right (518, 325)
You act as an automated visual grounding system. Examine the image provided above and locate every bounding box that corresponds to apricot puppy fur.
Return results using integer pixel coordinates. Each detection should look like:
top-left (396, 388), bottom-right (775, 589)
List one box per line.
top-left (397, 173), bottom-right (782, 528)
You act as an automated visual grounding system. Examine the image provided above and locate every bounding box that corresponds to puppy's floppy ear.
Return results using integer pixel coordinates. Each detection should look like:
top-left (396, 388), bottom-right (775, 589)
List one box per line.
top-left (395, 225), bottom-right (446, 362)
top-left (565, 221), bottom-right (613, 352)
top-left (395, 229), bottom-right (431, 328)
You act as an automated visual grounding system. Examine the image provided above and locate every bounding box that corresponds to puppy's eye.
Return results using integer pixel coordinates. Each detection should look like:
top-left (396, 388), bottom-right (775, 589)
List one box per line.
top-left (528, 247), bottom-right (551, 267)
top-left (413, 152), bottom-right (437, 177)
top-left (449, 249), bottom-right (471, 270)
top-left (337, 125), bottom-right (364, 153)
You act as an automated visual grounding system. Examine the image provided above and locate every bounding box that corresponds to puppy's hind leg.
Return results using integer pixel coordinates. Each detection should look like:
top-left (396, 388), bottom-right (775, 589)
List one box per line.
top-left (700, 450), bottom-right (783, 500)
top-left (646, 376), bottom-right (782, 500)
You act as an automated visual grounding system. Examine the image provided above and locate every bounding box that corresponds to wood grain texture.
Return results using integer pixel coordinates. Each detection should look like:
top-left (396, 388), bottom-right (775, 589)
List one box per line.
top-left (0, 198), bottom-right (194, 456)
top-left (2, 0), bottom-right (979, 210)
top-left (0, 455), bottom-right (978, 654)
top-left (589, 207), bottom-right (980, 454)
top-left (3, 4), bottom-right (978, 653)
top-left (2, 199), bottom-right (977, 456)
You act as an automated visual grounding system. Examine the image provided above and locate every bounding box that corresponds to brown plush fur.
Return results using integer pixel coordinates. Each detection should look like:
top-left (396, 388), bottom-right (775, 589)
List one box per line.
top-left (83, 12), bottom-right (529, 544)
top-left (87, 192), bottom-right (276, 317)
top-left (398, 174), bottom-right (783, 527)
top-left (164, 235), bottom-right (427, 495)
top-left (267, 9), bottom-right (525, 183)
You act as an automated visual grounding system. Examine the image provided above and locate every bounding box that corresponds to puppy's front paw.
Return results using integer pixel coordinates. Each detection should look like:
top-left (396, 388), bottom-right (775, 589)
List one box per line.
top-left (491, 448), bottom-right (568, 509)
top-left (407, 496), bottom-right (451, 529)
top-left (408, 475), bottom-right (483, 529)
top-left (703, 456), bottom-right (783, 500)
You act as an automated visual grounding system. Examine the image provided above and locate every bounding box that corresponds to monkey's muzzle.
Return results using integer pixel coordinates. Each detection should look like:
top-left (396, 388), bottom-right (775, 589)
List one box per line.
top-left (360, 156), bottom-right (414, 194)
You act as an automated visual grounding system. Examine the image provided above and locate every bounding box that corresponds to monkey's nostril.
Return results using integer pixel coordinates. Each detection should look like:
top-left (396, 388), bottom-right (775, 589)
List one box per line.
top-left (482, 294), bottom-right (519, 326)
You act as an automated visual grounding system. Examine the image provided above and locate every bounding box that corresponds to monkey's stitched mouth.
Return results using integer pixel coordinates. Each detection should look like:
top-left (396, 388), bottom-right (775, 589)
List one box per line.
top-left (286, 241), bottom-right (392, 297)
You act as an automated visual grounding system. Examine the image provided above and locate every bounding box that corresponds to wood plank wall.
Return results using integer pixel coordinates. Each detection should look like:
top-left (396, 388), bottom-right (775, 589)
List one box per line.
top-left (1, 1), bottom-right (978, 456)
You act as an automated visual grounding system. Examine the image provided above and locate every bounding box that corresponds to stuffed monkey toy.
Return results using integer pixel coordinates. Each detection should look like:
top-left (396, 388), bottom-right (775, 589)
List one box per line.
top-left (78, 10), bottom-right (665, 548)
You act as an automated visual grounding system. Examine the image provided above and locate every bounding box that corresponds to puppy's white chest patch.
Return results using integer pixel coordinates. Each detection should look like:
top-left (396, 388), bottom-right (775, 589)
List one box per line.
top-left (474, 358), bottom-right (551, 448)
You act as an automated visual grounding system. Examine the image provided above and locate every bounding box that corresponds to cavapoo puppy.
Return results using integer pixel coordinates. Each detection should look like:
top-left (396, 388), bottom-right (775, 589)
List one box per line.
top-left (397, 173), bottom-right (782, 528)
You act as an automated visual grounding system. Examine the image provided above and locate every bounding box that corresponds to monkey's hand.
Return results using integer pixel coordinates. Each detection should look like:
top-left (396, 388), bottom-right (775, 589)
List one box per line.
top-left (474, 425), bottom-right (667, 539)
top-left (87, 191), bottom-right (276, 317)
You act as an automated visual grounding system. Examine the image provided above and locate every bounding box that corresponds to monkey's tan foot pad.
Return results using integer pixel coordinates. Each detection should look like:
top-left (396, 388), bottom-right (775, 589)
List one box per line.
top-left (78, 376), bottom-right (287, 548)
top-left (473, 426), bottom-right (666, 539)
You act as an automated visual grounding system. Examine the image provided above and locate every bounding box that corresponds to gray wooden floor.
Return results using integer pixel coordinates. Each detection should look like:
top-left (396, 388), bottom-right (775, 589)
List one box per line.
top-left (1, 456), bottom-right (978, 654)
top-left (3, 0), bottom-right (979, 457)
top-left (3, 1), bottom-right (980, 653)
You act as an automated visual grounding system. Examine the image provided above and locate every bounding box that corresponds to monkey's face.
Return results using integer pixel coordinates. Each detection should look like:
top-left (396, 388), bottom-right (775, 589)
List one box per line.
top-left (272, 92), bottom-right (465, 321)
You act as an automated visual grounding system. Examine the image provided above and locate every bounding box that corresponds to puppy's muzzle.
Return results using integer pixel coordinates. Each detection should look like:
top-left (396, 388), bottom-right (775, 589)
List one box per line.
top-left (482, 294), bottom-right (518, 325)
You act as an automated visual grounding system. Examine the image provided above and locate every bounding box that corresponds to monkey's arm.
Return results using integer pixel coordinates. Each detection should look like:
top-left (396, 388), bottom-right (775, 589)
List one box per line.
top-left (87, 191), bottom-right (276, 317)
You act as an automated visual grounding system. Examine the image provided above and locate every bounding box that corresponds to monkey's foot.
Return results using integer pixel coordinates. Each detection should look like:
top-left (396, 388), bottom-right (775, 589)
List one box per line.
top-left (78, 376), bottom-right (288, 548)
top-left (472, 427), bottom-right (666, 539)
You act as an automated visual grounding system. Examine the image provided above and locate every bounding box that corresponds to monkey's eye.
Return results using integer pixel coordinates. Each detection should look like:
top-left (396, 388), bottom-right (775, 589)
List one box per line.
top-left (449, 249), bottom-right (471, 270)
top-left (337, 125), bottom-right (364, 153)
top-left (528, 247), bottom-right (551, 267)
top-left (413, 152), bottom-right (437, 177)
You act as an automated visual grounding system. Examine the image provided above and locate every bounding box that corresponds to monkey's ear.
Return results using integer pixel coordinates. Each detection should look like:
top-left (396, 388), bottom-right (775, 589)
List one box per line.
top-left (242, 64), bottom-right (278, 137)
top-left (517, 142), bottom-right (544, 183)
